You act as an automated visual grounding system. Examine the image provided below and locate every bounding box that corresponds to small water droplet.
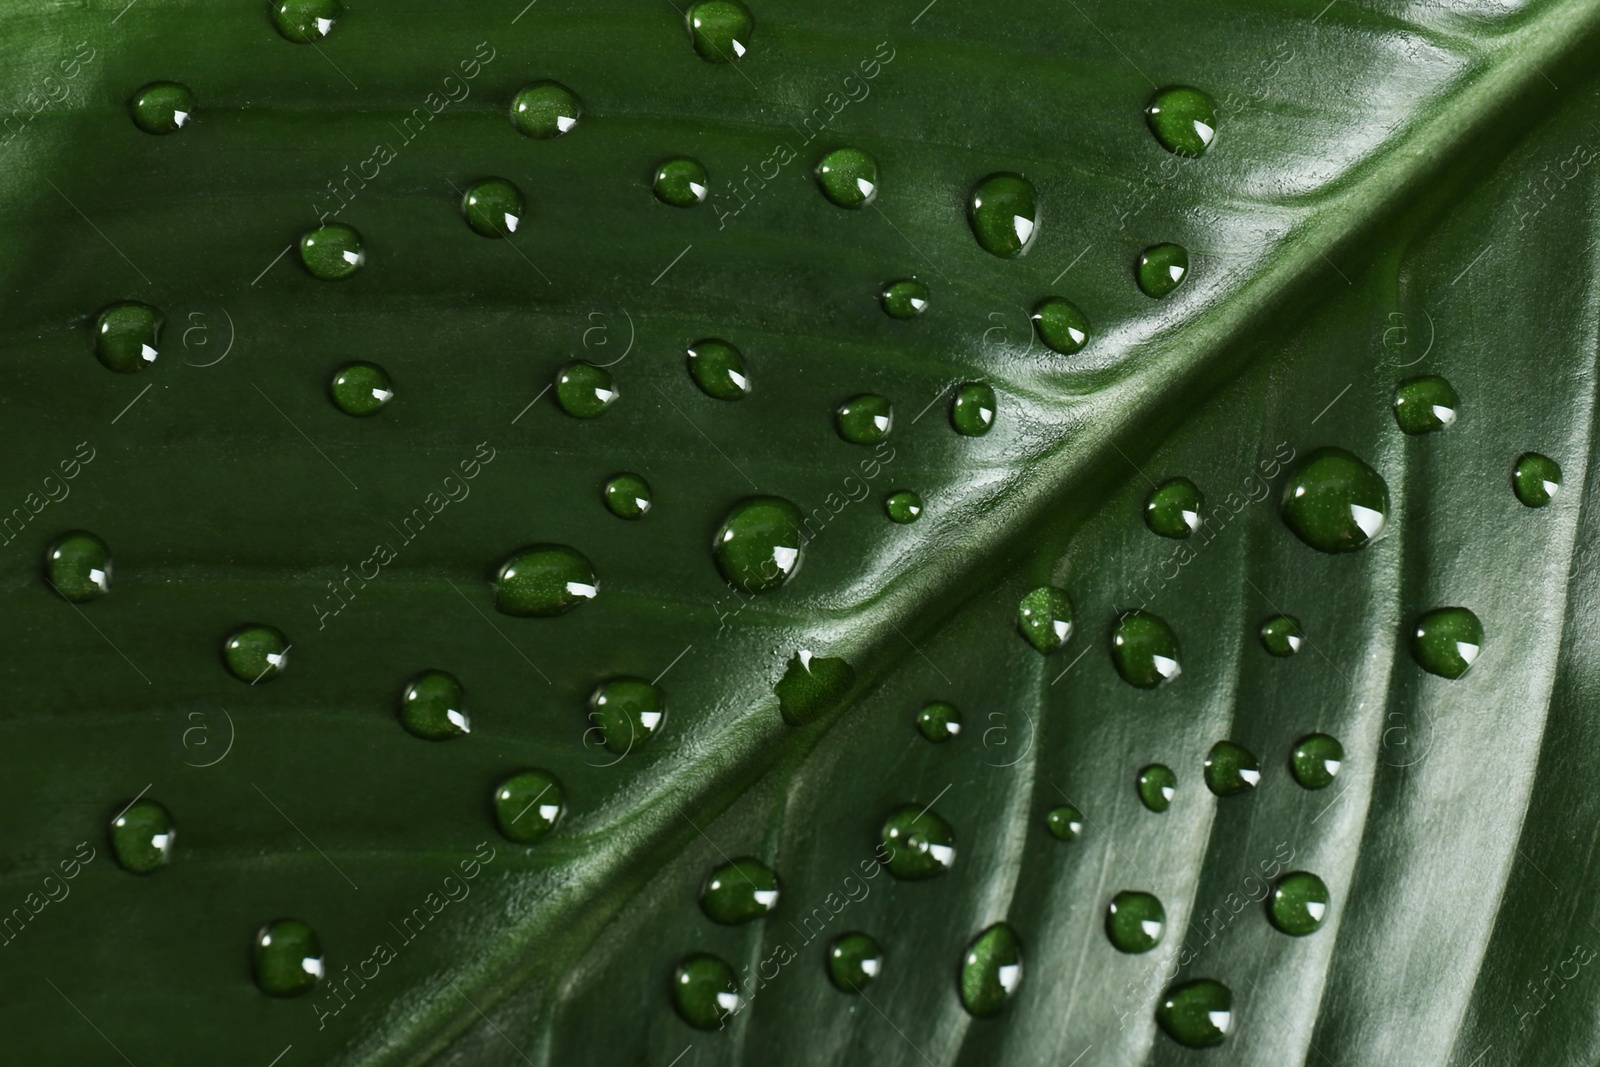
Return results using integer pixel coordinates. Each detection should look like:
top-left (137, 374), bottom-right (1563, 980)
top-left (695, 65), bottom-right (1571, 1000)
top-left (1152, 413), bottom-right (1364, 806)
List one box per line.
top-left (299, 222), bottom-right (364, 281)
top-left (916, 700), bottom-right (961, 742)
top-left (329, 360), bottom-right (394, 416)
top-left (814, 147), bottom-right (878, 208)
top-left (950, 381), bottom-right (997, 436)
top-left (1031, 297), bottom-right (1091, 355)
top-left (1281, 446), bottom-right (1390, 553)
top-left (775, 649), bottom-right (855, 726)
top-left (1106, 890), bottom-right (1164, 953)
top-left (93, 301), bottom-right (163, 373)
top-left (1290, 733), bottom-right (1342, 789)
top-left (1145, 477), bottom-right (1203, 538)
top-left (968, 173), bottom-right (1038, 258)
top-left (687, 338), bottom-right (750, 399)
top-left (1017, 586), bottom-right (1073, 654)
top-left (828, 931), bottom-right (884, 993)
top-left (1145, 86), bottom-right (1217, 157)
top-left (399, 669), bottom-right (470, 740)
top-left (1045, 804), bottom-right (1082, 841)
top-left (672, 953), bottom-right (742, 1029)
top-left (684, 0), bottom-right (752, 62)
top-left (129, 81), bottom-right (193, 135)
top-left (1513, 452), bottom-right (1561, 507)
top-left (110, 798), bottom-right (174, 874)
top-left (461, 177), bottom-right (524, 238)
top-left (493, 768), bottom-right (566, 842)
top-left (1157, 978), bottom-right (1232, 1048)
top-left (269, 0), bottom-right (342, 43)
top-left (1111, 610), bottom-right (1181, 688)
top-left (700, 858), bottom-right (780, 924)
top-left (884, 490), bottom-right (923, 524)
top-left (879, 278), bottom-right (928, 319)
top-left (1410, 606), bottom-right (1482, 679)
top-left (1138, 764), bottom-right (1177, 812)
top-left (1204, 740), bottom-right (1261, 797)
top-left (653, 157), bottom-right (709, 207)
top-left (1269, 871), bottom-right (1330, 935)
top-left (223, 624), bottom-right (290, 683)
top-left (554, 360), bottom-right (619, 418)
top-left (712, 496), bottom-right (805, 594)
top-left (253, 919), bottom-right (323, 997)
top-left (494, 544), bottom-right (598, 617)
top-left (880, 804), bottom-right (955, 879)
top-left (1259, 614), bottom-right (1303, 657)
top-left (602, 472), bottom-right (653, 519)
top-left (959, 922), bottom-right (1023, 1017)
top-left (1136, 243), bottom-right (1189, 298)
top-left (1392, 374), bottom-right (1458, 434)
top-left (836, 393), bottom-right (893, 444)
top-left (588, 676), bottom-right (665, 753)
top-left (46, 530), bottom-right (111, 602)
top-left (510, 80), bottom-right (583, 139)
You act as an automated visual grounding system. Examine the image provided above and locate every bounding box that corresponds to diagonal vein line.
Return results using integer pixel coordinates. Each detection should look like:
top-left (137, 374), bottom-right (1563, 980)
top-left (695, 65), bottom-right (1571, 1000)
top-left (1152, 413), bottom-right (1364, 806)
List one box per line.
top-left (870, 204), bottom-right (950, 282)
top-left (45, 579), bottom-right (151, 684)
top-left (652, 644), bottom-right (694, 685)
top-left (252, 383), bottom-right (360, 490)
top-left (673, 802), bottom-right (768, 895)
top-left (890, 622), bottom-right (952, 683)
top-left (311, 42), bottom-right (358, 88)
top-left (253, 782), bottom-right (360, 890)
top-left (853, 983), bottom-right (935, 1066)
top-left (652, 243), bottom-right (693, 285)
top-left (45, 178), bottom-right (151, 284)
top-left (252, 244), bottom-right (294, 286)
top-left (652, 383), bottom-right (759, 489)
top-left (46, 979), bottom-right (136, 1066)
top-left (446, 979), bottom-right (536, 1065)
top-left (445, 579), bottom-right (552, 683)
top-left (111, 384), bottom-right (153, 424)
top-left (1065, 0), bottom-right (1157, 87)
top-left (1310, 383), bottom-right (1352, 425)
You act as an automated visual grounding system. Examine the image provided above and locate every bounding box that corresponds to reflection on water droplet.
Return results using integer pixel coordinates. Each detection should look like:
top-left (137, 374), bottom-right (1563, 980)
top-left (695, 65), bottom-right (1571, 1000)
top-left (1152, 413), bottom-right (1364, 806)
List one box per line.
top-left (253, 919), bottom-right (323, 997)
top-left (916, 700), bottom-right (961, 742)
top-left (950, 382), bottom-right (997, 436)
top-left (1290, 733), bottom-right (1342, 789)
top-left (701, 857), bottom-right (780, 924)
top-left (775, 648), bottom-right (855, 726)
top-left (269, 0), bottom-right (343, 43)
top-left (494, 544), bottom-right (598, 617)
top-left (1157, 978), bottom-right (1232, 1048)
top-left (828, 931), bottom-right (884, 993)
top-left (1269, 871), bottom-right (1330, 935)
top-left (129, 81), bottom-right (194, 135)
top-left (329, 360), bottom-right (394, 416)
top-left (684, 0), bottom-right (753, 63)
top-left (493, 768), bottom-right (566, 842)
top-left (959, 922), bottom-right (1023, 1017)
top-left (1017, 586), bottom-right (1073, 654)
top-left (1513, 452), bottom-right (1561, 508)
top-left (399, 669), bottom-right (470, 740)
top-left (1136, 243), bottom-right (1189, 298)
top-left (713, 497), bottom-right (805, 594)
top-left (110, 798), bottom-right (174, 874)
top-left (1106, 890), bottom-right (1164, 953)
top-left (93, 301), bottom-right (163, 373)
top-left (588, 676), bottom-right (665, 754)
top-left (880, 804), bottom-right (955, 879)
top-left (1138, 764), bottom-right (1176, 812)
top-left (673, 953), bottom-right (743, 1029)
top-left (1046, 803), bottom-right (1082, 841)
top-left (554, 360), bottom-right (618, 418)
top-left (461, 177), bottom-right (525, 238)
top-left (654, 157), bottom-right (710, 207)
top-left (1259, 614), bottom-right (1303, 657)
top-left (1281, 447), bottom-right (1390, 553)
top-left (46, 530), bottom-right (112, 602)
top-left (879, 278), bottom-right (929, 319)
top-left (1410, 606), bottom-right (1482, 679)
top-left (1145, 86), bottom-right (1217, 157)
top-left (1204, 740), bottom-right (1261, 797)
top-left (968, 173), bottom-right (1038, 258)
top-left (1111, 610), bottom-right (1181, 688)
top-left (687, 338), bottom-right (750, 400)
top-left (836, 394), bottom-right (893, 444)
top-left (510, 80), bottom-right (583, 139)
top-left (1392, 375), bottom-right (1458, 434)
top-left (1031, 296), bottom-right (1091, 355)
top-left (223, 624), bottom-right (290, 683)
top-left (299, 222), bottom-right (364, 281)
top-left (603, 472), bottom-right (653, 519)
top-left (884, 490), bottom-right (923, 524)
top-left (1145, 477), bottom-right (1203, 539)
top-left (815, 147), bottom-right (878, 208)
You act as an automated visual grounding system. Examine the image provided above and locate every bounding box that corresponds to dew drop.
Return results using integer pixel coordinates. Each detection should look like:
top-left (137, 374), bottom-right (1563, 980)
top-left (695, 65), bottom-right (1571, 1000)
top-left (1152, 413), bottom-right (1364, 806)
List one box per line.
top-left (684, 0), bottom-right (753, 63)
top-left (1392, 375), bottom-right (1458, 434)
top-left (461, 177), bottom-right (525, 238)
top-left (1269, 871), bottom-right (1330, 936)
top-left (1259, 614), bottom-right (1304, 657)
top-left (712, 496), bottom-right (805, 594)
top-left (129, 81), bottom-right (193, 135)
top-left (494, 544), bottom-right (598, 617)
top-left (1045, 803), bottom-right (1082, 841)
top-left (1410, 606), bottom-right (1482, 679)
top-left (253, 919), bottom-right (323, 997)
top-left (836, 393), bottom-right (893, 445)
top-left (1136, 243), bottom-right (1189, 298)
top-left (700, 858), bottom-right (780, 924)
top-left (1138, 764), bottom-right (1176, 812)
top-left (672, 953), bottom-right (743, 1029)
top-left (46, 530), bottom-right (111, 602)
top-left (916, 700), bottom-right (961, 742)
top-left (399, 669), bottom-right (470, 740)
top-left (588, 676), bottom-right (666, 754)
top-left (959, 922), bottom-right (1023, 1018)
top-left (493, 768), bottom-right (566, 842)
top-left (1280, 446), bottom-right (1390, 553)
top-left (223, 624), bottom-right (290, 683)
top-left (950, 381), bottom-right (997, 436)
top-left (828, 931), bottom-right (884, 993)
top-left (1106, 890), bottom-right (1164, 953)
top-left (299, 222), bottom-right (364, 281)
top-left (554, 360), bottom-right (619, 418)
top-left (884, 490), bottom-right (923, 524)
top-left (1157, 978), bottom-right (1232, 1048)
top-left (1029, 296), bottom-right (1091, 355)
top-left (653, 157), bottom-right (709, 207)
top-left (1290, 733), bottom-right (1342, 789)
top-left (1145, 86), bottom-right (1217, 157)
top-left (602, 472), bottom-right (653, 519)
top-left (93, 301), bottom-right (162, 373)
top-left (510, 80), bottom-right (583, 139)
top-left (774, 649), bottom-right (855, 726)
top-left (1513, 452), bottom-right (1561, 508)
top-left (1111, 610), bottom-right (1182, 688)
top-left (1204, 740), bottom-right (1261, 797)
top-left (269, 0), bottom-right (342, 43)
top-left (879, 278), bottom-right (929, 319)
top-left (1145, 477), bottom-right (1203, 538)
top-left (880, 804), bottom-right (956, 879)
top-left (110, 798), bottom-right (174, 874)
top-left (815, 147), bottom-right (878, 208)
top-left (329, 360), bottom-right (394, 416)
top-left (687, 338), bottom-right (750, 399)
top-left (968, 173), bottom-right (1038, 258)
top-left (1017, 586), bottom-right (1073, 654)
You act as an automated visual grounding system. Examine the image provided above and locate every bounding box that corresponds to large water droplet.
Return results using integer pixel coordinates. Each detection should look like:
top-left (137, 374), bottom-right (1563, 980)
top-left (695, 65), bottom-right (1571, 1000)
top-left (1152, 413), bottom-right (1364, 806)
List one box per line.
top-left (712, 496), bottom-right (805, 594)
top-left (554, 360), bottom-right (619, 418)
top-left (700, 858), bottom-right (780, 924)
top-left (916, 700), bottom-right (961, 742)
top-left (110, 798), bottom-right (174, 874)
top-left (968, 173), bottom-right (1038, 258)
top-left (1031, 296), bottom-right (1091, 355)
top-left (602, 472), bottom-right (653, 519)
top-left (879, 278), bottom-right (929, 319)
top-left (1290, 733), bottom-right (1342, 789)
top-left (269, 0), bottom-right (342, 43)
top-left (253, 919), bottom-right (323, 997)
top-left (1145, 86), bottom-right (1217, 157)
top-left (588, 676), bottom-right (666, 754)
top-left (950, 381), bottom-right (997, 436)
top-left (129, 81), bottom-right (193, 135)
top-left (828, 931), bottom-right (884, 993)
top-left (653, 157), bottom-right (709, 207)
top-left (687, 338), bottom-right (750, 400)
top-left (1145, 477), bottom-right (1203, 538)
top-left (93, 301), bottom-right (162, 373)
top-left (672, 953), bottom-right (743, 1029)
top-left (959, 922), bottom-right (1023, 1018)
top-left (461, 177), bottom-right (524, 238)
top-left (1106, 890), bottom-right (1164, 953)
top-left (1259, 614), bottom-right (1303, 657)
top-left (815, 147), bottom-right (878, 208)
top-left (1111, 610), bottom-right (1182, 687)
top-left (510, 80), bottom-right (583, 139)
top-left (835, 393), bottom-right (893, 444)
top-left (329, 360), bottom-right (394, 416)
top-left (1017, 586), bottom-right (1073, 654)
top-left (1393, 375), bottom-right (1458, 434)
top-left (299, 222), bottom-right (364, 281)
top-left (1157, 978), bottom-right (1232, 1048)
top-left (1136, 243), bottom-right (1189, 298)
top-left (880, 804), bottom-right (955, 879)
top-left (884, 489), bottom-right (923, 524)
top-left (494, 545), bottom-right (598, 617)
top-left (1045, 804), bottom-right (1082, 841)
top-left (1138, 764), bottom-right (1176, 812)
top-left (46, 530), bottom-right (111, 602)
top-left (493, 768), bottom-right (566, 842)
top-left (1204, 740), bottom-right (1261, 796)
top-left (399, 670), bottom-right (470, 740)
top-left (1269, 871), bottom-right (1330, 936)
top-left (774, 649), bottom-right (855, 726)
top-left (1410, 606), bottom-right (1482, 679)
top-left (684, 0), bottom-right (753, 62)
top-left (223, 624), bottom-right (290, 683)
top-left (1281, 446), bottom-right (1390, 553)
top-left (1513, 452), bottom-right (1561, 508)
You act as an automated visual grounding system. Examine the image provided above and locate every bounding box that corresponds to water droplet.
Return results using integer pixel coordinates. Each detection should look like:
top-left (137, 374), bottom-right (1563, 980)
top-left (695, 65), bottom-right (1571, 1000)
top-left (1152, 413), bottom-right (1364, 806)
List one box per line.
top-left (1410, 606), bottom-right (1482, 679)
top-left (1111, 610), bottom-right (1182, 687)
top-left (950, 381), bottom-right (997, 436)
top-left (1032, 296), bottom-right (1091, 356)
top-left (93, 301), bottom-right (162, 373)
top-left (46, 530), bottom-right (111, 602)
top-left (329, 360), bottom-right (394, 416)
top-left (814, 147), bottom-right (878, 208)
top-left (129, 81), bottom-right (193, 135)
top-left (916, 700), bottom-right (961, 742)
top-left (653, 157), bottom-right (709, 207)
top-left (299, 222), bottom-right (364, 281)
top-left (1017, 586), bottom-right (1073, 654)
top-left (253, 919), bottom-right (323, 997)
top-left (554, 360), bottom-right (619, 418)
top-left (968, 173), bottom-right (1038, 258)
top-left (1280, 446), bottom-right (1390, 553)
top-left (1145, 86), bottom-right (1217, 157)
top-left (509, 80), bottom-right (583, 139)
top-left (110, 798), bottom-right (174, 874)
top-left (1046, 804), bottom-right (1082, 841)
top-left (223, 624), bottom-right (290, 683)
top-left (1259, 614), bottom-right (1303, 657)
top-left (269, 0), bottom-right (342, 43)
top-left (880, 804), bottom-right (955, 879)
top-left (684, 0), bottom-right (752, 62)
top-left (1136, 243), bottom-right (1189, 298)
top-left (700, 858), bottom-right (780, 924)
top-left (1513, 452), bottom-right (1561, 508)
top-left (602, 472), bottom-right (653, 519)
top-left (461, 177), bottom-right (524, 238)
top-left (959, 922), bottom-right (1023, 1018)
top-left (1290, 733), bottom-right (1342, 789)
top-left (1157, 978), bottom-right (1232, 1048)
top-left (588, 676), bottom-right (665, 754)
top-left (399, 669), bottom-right (470, 740)
top-left (494, 544), bottom-right (598, 617)
top-left (1145, 477), bottom-right (1203, 538)
top-left (1269, 871), bottom-right (1330, 936)
top-left (884, 490), bottom-right (923, 524)
top-left (828, 931), bottom-right (884, 993)
top-left (1392, 375), bottom-right (1457, 434)
top-left (775, 649), bottom-right (855, 726)
top-left (835, 393), bottom-right (893, 444)
top-left (672, 953), bottom-right (743, 1029)
top-left (1106, 890), bottom-right (1164, 953)
top-left (686, 338), bottom-right (749, 399)
top-left (1138, 764), bottom-right (1176, 812)
top-left (879, 278), bottom-right (928, 319)
top-left (1204, 740), bottom-right (1261, 797)
top-left (493, 768), bottom-right (566, 842)
top-left (712, 496), bottom-right (805, 594)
